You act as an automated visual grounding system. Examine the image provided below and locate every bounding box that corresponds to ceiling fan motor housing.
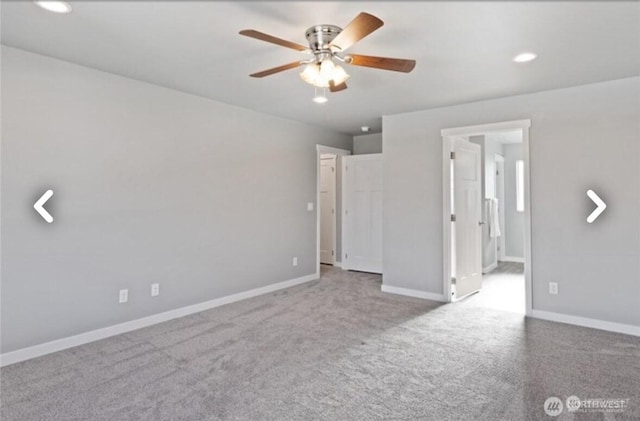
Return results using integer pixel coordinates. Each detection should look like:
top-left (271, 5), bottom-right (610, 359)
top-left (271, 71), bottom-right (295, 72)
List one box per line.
top-left (305, 25), bottom-right (342, 60)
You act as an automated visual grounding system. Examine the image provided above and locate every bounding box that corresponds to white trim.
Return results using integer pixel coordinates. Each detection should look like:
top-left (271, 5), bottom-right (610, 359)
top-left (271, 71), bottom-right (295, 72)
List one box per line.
top-left (441, 119), bottom-right (532, 315)
top-left (315, 145), bottom-right (350, 155)
top-left (501, 256), bottom-right (525, 263)
top-left (333, 260), bottom-right (342, 268)
top-left (482, 262), bottom-right (498, 274)
top-left (522, 126), bottom-right (533, 316)
top-left (316, 145), bottom-right (351, 276)
top-left (531, 310), bottom-right (640, 337)
top-left (0, 273), bottom-right (318, 367)
top-left (442, 137), bottom-right (453, 302)
top-left (441, 119), bottom-right (531, 137)
top-left (381, 285), bottom-right (447, 302)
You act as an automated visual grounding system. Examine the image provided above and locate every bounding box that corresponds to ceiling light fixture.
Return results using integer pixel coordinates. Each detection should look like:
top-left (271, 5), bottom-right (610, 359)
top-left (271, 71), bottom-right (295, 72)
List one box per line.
top-left (361, 126), bottom-right (370, 133)
top-left (513, 52), bottom-right (538, 63)
top-left (34, 1), bottom-right (73, 13)
top-left (312, 88), bottom-right (328, 104)
top-left (300, 58), bottom-right (349, 88)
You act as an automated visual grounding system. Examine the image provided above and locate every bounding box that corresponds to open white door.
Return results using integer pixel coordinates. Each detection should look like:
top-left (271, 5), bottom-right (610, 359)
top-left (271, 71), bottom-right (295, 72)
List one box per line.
top-left (320, 155), bottom-right (336, 265)
top-left (495, 155), bottom-right (506, 261)
top-left (452, 138), bottom-right (482, 299)
top-left (342, 154), bottom-right (383, 273)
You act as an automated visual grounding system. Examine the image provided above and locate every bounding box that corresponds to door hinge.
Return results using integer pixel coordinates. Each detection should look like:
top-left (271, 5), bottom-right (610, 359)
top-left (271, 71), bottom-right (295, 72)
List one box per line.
top-left (450, 151), bottom-right (456, 159)
top-left (332, 250), bottom-right (334, 256)
top-left (345, 253), bottom-right (348, 259)
top-left (450, 214), bottom-right (456, 222)
top-left (345, 165), bottom-right (348, 171)
top-left (451, 277), bottom-right (457, 285)
top-left (332, 208), bottom-right (334, 215)
top-left (332, 167), bottom-right (335, 172)
top-left (345, 209), bottom-right (348, 215)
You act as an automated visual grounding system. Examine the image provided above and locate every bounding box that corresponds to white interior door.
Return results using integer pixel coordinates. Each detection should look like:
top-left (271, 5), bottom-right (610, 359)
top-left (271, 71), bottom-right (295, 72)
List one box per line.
top-left (452, 138), bottom-right (482, 298)
top-left (320, 155), bottom-right (336, 265)
top-left (495, 155), bottom-right (506, 261)
top-left (342, 154), bottom-right (383, 273)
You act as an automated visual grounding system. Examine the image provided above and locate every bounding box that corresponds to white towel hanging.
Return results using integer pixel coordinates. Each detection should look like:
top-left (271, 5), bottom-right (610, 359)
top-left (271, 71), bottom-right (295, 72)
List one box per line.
top-left (489, 198), bottom-right (501, 238)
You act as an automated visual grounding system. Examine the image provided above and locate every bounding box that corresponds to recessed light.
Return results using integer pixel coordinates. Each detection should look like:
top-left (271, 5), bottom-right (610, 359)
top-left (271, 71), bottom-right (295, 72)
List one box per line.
top-left (513, 52), bottom-right (538, 63)
top-left (361, 126), bottom-right (370, 133)
top-left (34, 1), bottom-right (73, 14)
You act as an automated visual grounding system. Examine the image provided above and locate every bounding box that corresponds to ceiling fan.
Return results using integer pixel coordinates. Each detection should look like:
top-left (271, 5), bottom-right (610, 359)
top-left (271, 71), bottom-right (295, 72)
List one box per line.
top-left (239, 12), bottom-right (416, 95)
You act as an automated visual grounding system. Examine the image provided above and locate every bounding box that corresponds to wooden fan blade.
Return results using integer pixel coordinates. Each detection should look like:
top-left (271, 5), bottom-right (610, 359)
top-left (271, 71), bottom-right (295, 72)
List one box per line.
top-left (329, 12), bottom-right (384, 51)
top-left (250, 61), bottom-right (303, 78)
top-left (239, 29), bottom-right (308, 52)
top-left (329, 80), bottom-right (348, 92)
top-left (347, 54), bottom-right (416, 73)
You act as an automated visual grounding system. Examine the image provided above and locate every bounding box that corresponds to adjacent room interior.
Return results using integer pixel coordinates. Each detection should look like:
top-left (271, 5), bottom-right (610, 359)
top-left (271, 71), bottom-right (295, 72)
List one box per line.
top-left (1, 2), bottom-right (639, 420)
top-left (465, 129), bottom-right (526, 314)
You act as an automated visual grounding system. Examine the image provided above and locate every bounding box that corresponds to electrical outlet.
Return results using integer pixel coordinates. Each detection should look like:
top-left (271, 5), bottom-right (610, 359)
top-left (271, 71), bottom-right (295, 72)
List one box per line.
top-left (151, 283), bottom-right (160, 297)
top-left (549, 282), bottom-right (558, 295)
top-left (119, 289), bottom-right (128, 303)
top-left (292, 257), bottom-right (298, 266)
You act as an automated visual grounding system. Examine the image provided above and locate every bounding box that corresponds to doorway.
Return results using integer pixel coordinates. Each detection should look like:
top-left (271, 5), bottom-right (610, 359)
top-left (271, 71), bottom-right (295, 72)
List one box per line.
top-left (441, 120), bottom-right (532, 315)
top-left (320, 154), bottom-right (337, 265)
top-left (316, 145), bottom-right (350, 276)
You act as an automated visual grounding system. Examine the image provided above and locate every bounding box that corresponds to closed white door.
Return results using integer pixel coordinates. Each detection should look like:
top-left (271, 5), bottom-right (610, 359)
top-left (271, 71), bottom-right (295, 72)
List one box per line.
top-left (320, 156), bottom-right (336, 264)
top-left (452, 138), bottom-right (482, 298)
top-left (342, 154), bottom-right (383, 273)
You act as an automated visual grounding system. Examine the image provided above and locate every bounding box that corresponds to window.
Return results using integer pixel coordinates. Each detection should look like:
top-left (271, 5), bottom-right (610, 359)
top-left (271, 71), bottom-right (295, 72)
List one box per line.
top-left (516, 160), bottom-right (524, 212)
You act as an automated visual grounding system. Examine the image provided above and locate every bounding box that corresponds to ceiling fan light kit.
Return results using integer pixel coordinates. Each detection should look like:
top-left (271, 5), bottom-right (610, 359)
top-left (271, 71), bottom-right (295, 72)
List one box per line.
top-left (300, 60), bottom-right (349, 88)
top-left (240, 12), bottom-right (416, 103)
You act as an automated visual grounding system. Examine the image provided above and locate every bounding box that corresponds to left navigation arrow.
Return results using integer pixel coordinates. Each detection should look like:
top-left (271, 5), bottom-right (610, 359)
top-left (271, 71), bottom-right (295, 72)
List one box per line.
top-left (34, 190), bottom-right (54, 223)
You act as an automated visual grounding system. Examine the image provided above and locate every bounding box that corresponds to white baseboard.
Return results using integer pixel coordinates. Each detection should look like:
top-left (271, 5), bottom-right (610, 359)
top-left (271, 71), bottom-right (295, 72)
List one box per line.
top-left (381, 285), bottom-right (446, 302)
top-left (333, 261), bottom-right (342, 268)
top-left (0, 273), bottom-right (318, 367)
top-left (531, 310), bottom-right (640, 337)
top-left (482, 262), bottom-right (498, 274)
top-left (501, 256), bottom-right (525, 263)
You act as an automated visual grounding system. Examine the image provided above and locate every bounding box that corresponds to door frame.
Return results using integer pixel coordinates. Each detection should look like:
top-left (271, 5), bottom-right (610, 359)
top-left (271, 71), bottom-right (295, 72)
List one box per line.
top-left (441, 119), bottom-right (532, 315)
top-left (316, 145), bottom-right (351, 277)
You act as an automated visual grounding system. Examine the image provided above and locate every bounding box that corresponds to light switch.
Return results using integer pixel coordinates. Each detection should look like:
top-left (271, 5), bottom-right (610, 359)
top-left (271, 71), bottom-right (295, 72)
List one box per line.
top-left (307, 202), bottom-right (314, 211)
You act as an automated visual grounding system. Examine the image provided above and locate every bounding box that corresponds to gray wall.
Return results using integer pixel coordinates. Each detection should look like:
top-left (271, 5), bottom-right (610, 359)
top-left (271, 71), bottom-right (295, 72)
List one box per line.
top-left (353, 133), bottom-right (383, 155)
top-left (383, 77), bottom-right (640, 326)
top-left (503, 144), bottom-right (525, 259)
top-left (0, 47), bottom-right (352, 353)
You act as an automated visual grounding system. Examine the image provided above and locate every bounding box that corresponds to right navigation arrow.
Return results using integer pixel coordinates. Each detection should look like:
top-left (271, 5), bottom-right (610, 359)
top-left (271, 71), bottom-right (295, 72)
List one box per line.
top-left (586, 189), bottom-right (606, 223)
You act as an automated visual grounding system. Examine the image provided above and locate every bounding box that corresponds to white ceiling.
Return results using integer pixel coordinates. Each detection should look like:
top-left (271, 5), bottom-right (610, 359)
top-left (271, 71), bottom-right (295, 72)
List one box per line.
top-left (2, 1), bottom-right (639, 135)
